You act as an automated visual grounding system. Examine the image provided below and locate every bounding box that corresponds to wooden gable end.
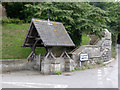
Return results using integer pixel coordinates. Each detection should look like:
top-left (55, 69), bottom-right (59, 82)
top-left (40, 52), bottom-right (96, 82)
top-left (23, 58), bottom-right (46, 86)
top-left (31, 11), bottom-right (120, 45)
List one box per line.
top-left (22, 22), bottom-right (44, 47)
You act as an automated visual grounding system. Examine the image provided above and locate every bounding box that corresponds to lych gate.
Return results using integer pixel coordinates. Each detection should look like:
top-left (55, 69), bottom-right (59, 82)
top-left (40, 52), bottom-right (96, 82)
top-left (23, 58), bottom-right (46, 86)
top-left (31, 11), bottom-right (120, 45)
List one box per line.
top-left (22, 18), bottom-right (75, 74)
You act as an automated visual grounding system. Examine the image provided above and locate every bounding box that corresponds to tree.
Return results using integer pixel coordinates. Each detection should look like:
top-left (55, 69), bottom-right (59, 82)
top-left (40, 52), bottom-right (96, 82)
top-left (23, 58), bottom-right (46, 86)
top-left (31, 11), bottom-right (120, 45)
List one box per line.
top-left (90, 2), bottom-right (120, 46)
top-left (23, 2), bottom-right (108, 46)
top-left (2, 2), bottom-right (108, 46)
top-left (2, 2), bottom-right (32, 20)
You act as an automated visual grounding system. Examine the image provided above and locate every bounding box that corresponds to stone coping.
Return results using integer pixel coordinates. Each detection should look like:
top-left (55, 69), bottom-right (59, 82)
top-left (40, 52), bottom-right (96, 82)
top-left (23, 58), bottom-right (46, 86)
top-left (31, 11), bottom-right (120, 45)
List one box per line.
top-left (0, 59), bottom-right (27, 61)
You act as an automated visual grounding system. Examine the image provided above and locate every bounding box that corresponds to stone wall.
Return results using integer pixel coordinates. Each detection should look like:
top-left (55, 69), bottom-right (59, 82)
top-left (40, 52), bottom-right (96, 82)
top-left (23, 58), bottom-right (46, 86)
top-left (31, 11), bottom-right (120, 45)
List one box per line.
top-left (0, 59), bottom-right (28, 73)
top-left (70, 29), bottom-right (112, 67)
top-left (32, 56), bottom-right (75, 74)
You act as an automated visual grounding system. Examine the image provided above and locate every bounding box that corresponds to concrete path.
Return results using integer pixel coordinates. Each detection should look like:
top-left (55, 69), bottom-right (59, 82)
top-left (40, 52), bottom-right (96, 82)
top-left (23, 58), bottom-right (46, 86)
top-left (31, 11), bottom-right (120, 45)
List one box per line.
top-left (1, 45), bottom-right (119, 88)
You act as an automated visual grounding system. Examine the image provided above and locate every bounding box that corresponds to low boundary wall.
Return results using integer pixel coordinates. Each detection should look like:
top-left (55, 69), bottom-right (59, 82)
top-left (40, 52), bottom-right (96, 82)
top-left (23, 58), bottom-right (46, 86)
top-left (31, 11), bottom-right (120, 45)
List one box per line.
top-left (0, 59), bottom-right (28, 73)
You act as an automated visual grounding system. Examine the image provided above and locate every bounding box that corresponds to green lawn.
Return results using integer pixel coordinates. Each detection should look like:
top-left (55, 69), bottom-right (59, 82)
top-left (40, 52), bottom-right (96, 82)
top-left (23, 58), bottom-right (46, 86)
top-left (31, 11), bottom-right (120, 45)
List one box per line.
top-left (2, 24), bottom-right (30, 59)
top-left (2, 24), bottom-right (46, 59)
top-left (81, 35), bottom-right (90, 45)
top-left (2, 24), bottom-right (89, 59)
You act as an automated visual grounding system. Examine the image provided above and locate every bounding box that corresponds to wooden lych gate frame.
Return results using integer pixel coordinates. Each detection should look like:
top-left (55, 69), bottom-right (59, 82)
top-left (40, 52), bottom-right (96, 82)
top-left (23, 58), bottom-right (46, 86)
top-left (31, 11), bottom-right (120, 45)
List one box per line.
top-left (22, 18), bottom-right (75, 70)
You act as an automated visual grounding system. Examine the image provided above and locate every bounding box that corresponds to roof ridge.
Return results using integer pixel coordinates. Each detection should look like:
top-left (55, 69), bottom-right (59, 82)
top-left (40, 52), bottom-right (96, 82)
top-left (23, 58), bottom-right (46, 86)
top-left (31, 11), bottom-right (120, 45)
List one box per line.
top-left (32, 18), bottom-right (62, 24)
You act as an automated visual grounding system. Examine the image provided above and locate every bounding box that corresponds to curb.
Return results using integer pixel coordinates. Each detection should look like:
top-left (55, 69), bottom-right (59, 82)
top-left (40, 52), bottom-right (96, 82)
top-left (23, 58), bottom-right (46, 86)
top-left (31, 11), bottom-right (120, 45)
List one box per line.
top-left (103, 58), bottom-right (115, 65)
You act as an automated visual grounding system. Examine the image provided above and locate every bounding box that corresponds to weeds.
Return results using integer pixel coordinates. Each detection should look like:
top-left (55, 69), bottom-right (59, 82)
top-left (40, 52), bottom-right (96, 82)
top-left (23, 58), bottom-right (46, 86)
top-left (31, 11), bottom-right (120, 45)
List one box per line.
top-left (81, 67), bottom-right (86, 70)
top-left (74, 68), bottom-right (79, 71)
top-left (70, 70), bottom-right (75, 72)
top-left (97, 61), bottom-right (103, 65)
top-left (111, 45), bottom-right (116, 58)
top-left (54, 71), bottom-right (62, 75)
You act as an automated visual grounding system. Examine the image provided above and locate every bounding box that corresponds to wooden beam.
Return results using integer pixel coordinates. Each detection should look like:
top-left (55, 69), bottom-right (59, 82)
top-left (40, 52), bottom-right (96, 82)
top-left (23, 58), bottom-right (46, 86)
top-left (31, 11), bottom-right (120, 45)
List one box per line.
top-left (24, 43), bottom-right (44, 46)
top-left (27, 36), bottom-right (36, 38)
top-left (27, 36), bottom-right (41, 41)
top-left (35, 38), bottom-right (41, 41)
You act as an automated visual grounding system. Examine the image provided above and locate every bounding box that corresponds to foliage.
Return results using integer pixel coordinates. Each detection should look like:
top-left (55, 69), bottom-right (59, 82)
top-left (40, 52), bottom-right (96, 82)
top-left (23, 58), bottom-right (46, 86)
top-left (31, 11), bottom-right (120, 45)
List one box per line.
top-left (81, 67), bottom-right (86, 70)
top-left (70, 69), bottom-right (75, 72)
top-left (2, 2), bottom-right (109, 46)
top-left (111, 45), bottom-right (116, 58)
top-left (87, 64), bottom-right (96, 69)
top-left (97, 61), bottom-right (103, 65)
top-left (2, 24), bottom-right (46, 59)
top-left (103, 64), bottom-right (107, 66)
top-left (2, 2), bottom-right (32, 20)
top-left (21, 2), bottom-right (107, 46)
top-left (81, 35), bottom-right (90, 45)
top-left (3, 2), bottom-right (119, 46)
top-left (74, 68), bottom-right (79, 70)
top-left (70, 68), bottom-right (79, 72)
top-left (84, 64), bottom-right (88, 67)
top-left (106, 2), bottom-right (120, 46)
top-left (90, 2), bottom-right (120, 46)
top-left (54, 71), bottom-right (62, 75)
top-left (2, 18), bottom-right (24, 24)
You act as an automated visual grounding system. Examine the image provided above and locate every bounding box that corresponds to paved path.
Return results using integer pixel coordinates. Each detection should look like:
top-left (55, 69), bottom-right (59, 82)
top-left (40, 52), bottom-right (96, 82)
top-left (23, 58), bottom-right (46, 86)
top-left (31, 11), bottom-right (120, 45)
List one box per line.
top-left (1, 45), bottom-right (119, 88)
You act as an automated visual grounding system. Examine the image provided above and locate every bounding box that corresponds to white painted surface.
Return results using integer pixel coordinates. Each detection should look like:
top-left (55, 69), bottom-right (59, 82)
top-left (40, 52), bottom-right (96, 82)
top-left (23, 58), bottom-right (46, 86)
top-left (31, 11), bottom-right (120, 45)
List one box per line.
top-left (80, 53), bottom-right (89, 61)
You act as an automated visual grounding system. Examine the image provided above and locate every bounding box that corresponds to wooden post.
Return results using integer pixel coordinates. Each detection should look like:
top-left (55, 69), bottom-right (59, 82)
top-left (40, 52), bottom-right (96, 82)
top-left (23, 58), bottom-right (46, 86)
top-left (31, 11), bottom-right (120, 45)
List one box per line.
top-left (44, 47), bottom-right (56, 59)
top-left (60, 47), bottom-right (70, 59)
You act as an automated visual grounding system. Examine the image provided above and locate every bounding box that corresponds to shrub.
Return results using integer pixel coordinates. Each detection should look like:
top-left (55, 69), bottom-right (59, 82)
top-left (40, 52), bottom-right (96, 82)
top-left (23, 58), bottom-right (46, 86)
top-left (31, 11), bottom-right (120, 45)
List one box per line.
top-left (79, 67), bottom-right (86, 70)
top-left (74, 68), bottom-right (79, 71)
top-left (84, 64), bottom-right (88, 67)
top-left (103, 64), bottom-right (107, 66)
top-left (2, 18), bottom-right (24, 24)
top-left (54, 71), bottom-right (62, 75)
top-left (97, 61), bottom-right (103, 65)
top-left (81, 67), bottom-right (86, 70)
top-left (70, 70), bottom-right (75, 72)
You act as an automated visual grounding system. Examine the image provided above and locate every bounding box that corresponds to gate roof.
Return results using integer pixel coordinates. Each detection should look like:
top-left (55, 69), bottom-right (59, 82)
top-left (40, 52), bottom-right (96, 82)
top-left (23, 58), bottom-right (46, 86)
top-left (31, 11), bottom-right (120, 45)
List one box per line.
top-left (22, 18), bottom-right (75, 47)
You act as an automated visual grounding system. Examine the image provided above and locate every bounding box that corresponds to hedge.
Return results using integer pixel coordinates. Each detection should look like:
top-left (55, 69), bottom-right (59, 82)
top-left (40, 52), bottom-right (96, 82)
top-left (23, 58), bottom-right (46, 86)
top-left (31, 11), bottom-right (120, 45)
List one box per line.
top-left (2, 18), bottom-right (24, 24)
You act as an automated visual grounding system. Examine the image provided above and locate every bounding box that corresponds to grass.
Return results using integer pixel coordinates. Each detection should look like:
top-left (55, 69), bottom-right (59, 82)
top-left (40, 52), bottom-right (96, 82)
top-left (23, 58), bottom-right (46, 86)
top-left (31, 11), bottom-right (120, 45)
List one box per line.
top-left (2, 24), bottom-right (90, 59)
top-left (81, 35), bottom-right (90, 45)
top-left (111, 45), bottom-right (116, 58)
top-left (70, 69), bottom-right (75, 72)
top-left (87, 64), bottom-right (96, 69)
top-left (2, 24), bottom-right (46, 59)
top-left (74, 68), bottom-right (79, 71)
top-left (81, 67), bottom-right (86, 70)
top-left (53, 71), bottom-right (62, 75)
top-left (0, 24), bottom-right (2, 59)
top-left (97, 61), bottom-right (103, 65)
top-left (70, 62), bottom-right (106, 72)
